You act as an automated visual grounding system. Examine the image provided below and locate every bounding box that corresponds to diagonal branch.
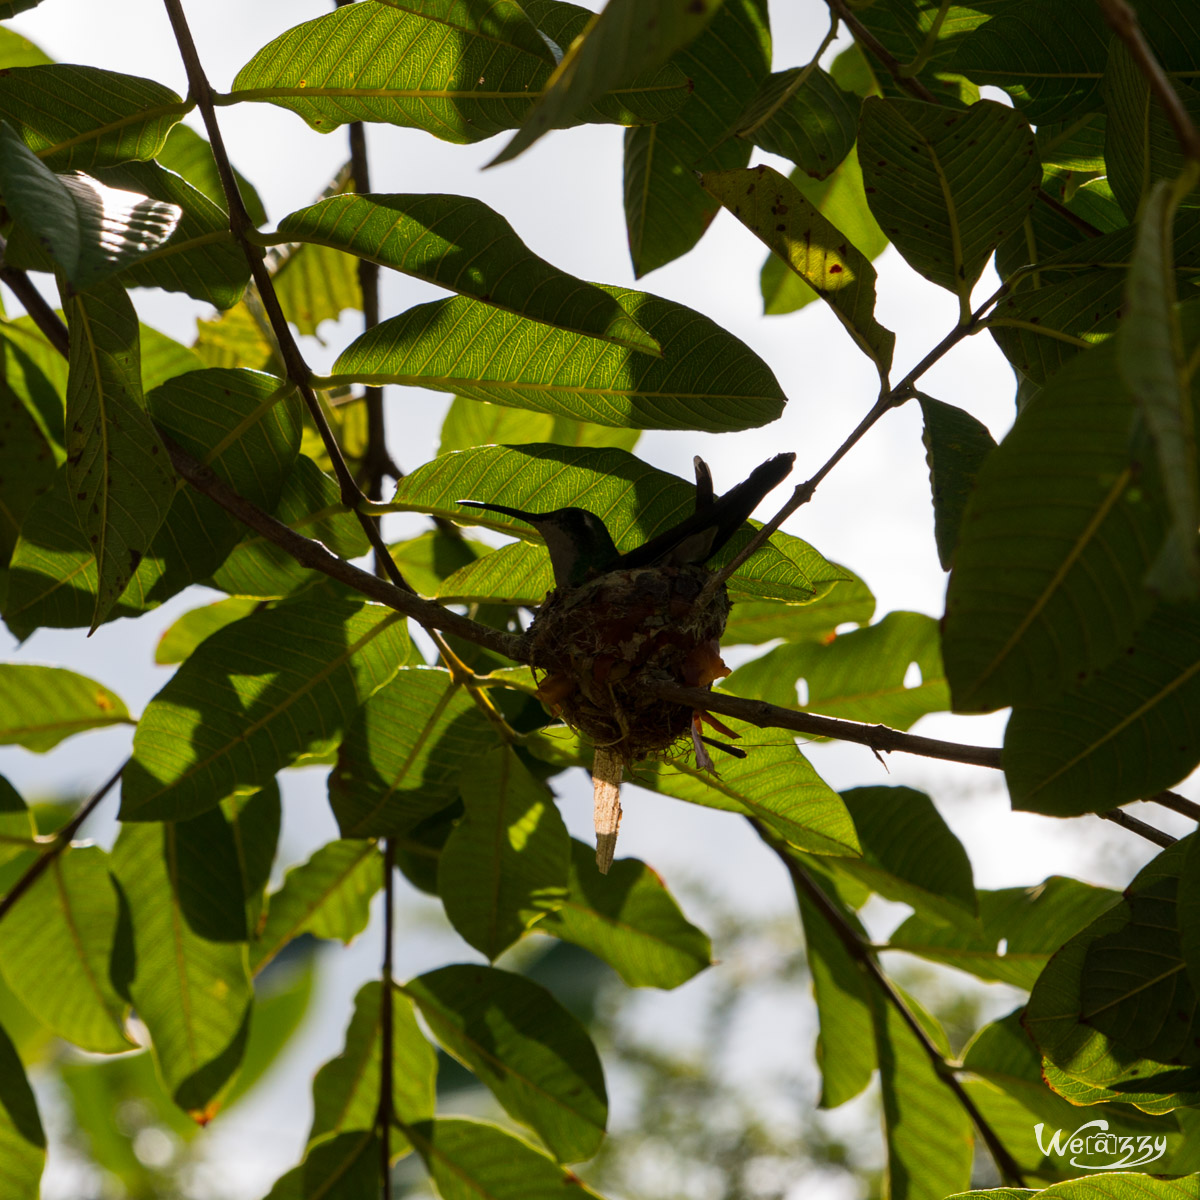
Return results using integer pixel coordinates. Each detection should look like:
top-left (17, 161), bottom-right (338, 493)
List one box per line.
top-left (763, 828), bottom-right (1028, 1188)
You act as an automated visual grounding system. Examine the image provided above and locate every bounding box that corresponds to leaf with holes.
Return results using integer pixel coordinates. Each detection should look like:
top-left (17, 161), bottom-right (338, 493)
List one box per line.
top-left (702, 164), bottom-right (895, 379)
top-left (404, 964), bottom-right (606, 1162)
top-left (326, 286), bottom-right (784, 432)
top-left (330, 666), bottom-right (498, 838)
top-left (942, 339), bottom-right (1170, 712)
top-left (62, 281), bottom-right (175, 631)
top-left (890, 877), bottom-right (1119, 990)
top-left (858, 97), bottom-right (1040, 302)
top-left (725, 611), bottom-right (949, 731)
top-left (278, 193), bottom-right (657, 354)
top-left (0, 65), bottom-right (187, 170)
top-left (121, 597), bottom-right (410, 823)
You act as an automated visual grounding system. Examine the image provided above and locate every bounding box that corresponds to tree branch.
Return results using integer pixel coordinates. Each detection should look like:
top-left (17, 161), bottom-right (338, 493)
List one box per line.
top-left (0, 240), bottom-right (70, 357)
top-left (377, 837), bottom-right (395, 1197)
top-left (763, 829), bottom-right (1028, 1188)
top-left (0, 760), bottom-right (125, 926)
top-left (1152, 790), bottom-right (1200, 822)
top-left (824, 0), bottom-right (936, 101)
top-left (160, 0), bottom-right (417, 599)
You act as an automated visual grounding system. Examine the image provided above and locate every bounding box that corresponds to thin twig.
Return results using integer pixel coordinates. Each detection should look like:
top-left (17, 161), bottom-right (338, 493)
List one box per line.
top-left (1097, 0), bottom-right (1200, 163)
top-left (162, 432), bottom-right (528, 661)
top-left (160, 0), bottom-right (417, 600)
top-left (825, 0), bottom-right (936, 102)
top-left (1099, 808), bottom-right (1176, 848)
top-left (1151, 790), bottom-right (1200, 822)
top-left (0, 240), bottom-right (70, 356)
top-left (377, 837), bottom-right (396, 1197)
top-left (763, 830), bottom-right (1027, 1187)
top-left (0, 760), bottom-right (125, 926)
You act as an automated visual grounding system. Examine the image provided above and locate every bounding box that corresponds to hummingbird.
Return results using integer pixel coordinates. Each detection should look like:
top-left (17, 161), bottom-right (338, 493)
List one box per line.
top-left (456, 451), bottom-right (795, 590)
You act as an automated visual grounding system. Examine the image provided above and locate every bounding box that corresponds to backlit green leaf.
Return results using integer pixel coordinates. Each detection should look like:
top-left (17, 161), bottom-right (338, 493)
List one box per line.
top-left (121, 597), bottom-right (410, 823)
top-left (330, 666), bottom-right (497, 838)
top-left (0, 1022), bottom-right (44, 1199)
top-left (404, 964), bottom-right (606, 1162)
top-left (0, 65), bottom-right (186, 169)
top-left (110, 819), bottom-right (252, 1118)
top-left (155, 597), bottom-right (261, 665)
top-left (0, 664), bottom-right (131, 750)
top-left (328, 286), bottom-right (784, 432)
top-left (438, 745), bottom-right (569, 960)
top-left (277, 192), bottom-right (657, 354)
top-left (534, 838), bottom-right (711, 988)
top-left (0, 844), bottom-right (131, 1052)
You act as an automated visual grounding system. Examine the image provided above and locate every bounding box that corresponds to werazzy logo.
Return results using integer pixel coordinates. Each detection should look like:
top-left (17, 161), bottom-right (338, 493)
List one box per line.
top-left (1034, 1121), bottom-right (1168, 1169)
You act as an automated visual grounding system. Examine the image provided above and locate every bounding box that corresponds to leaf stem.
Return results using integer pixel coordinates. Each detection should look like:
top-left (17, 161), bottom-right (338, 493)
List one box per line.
top-left (0, 759), bottom-right (125, 926)
top-left (763, 833), bottom-right (1028, 1188)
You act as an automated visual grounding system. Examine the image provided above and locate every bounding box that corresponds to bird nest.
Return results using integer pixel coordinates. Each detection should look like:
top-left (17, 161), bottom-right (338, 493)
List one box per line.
top-left (526, 563), bottom-right (732, 765)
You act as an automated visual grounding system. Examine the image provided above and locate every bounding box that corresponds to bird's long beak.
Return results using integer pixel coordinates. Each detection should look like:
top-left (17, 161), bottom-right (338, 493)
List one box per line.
top-left (457, 499), bottom-right (539, 523)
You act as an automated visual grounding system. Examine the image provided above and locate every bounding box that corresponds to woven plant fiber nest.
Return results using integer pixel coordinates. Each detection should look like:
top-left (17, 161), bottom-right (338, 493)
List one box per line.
top-left (527, 563), bottom-right (732, 764)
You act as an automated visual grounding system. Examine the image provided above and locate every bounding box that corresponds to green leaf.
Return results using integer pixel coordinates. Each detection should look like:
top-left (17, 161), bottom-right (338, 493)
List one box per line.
top-left (0, 1022), bottom-right (44, 1199)
top-left (272, 239), bottom-right (360, 339)
top-left (534, 838), bottom-right (711, 988)
top-left (394, 444), bottom-right (836, 606)
top-left (155, 597), bottom-right (261, 665)
top-left (251, 839), bottom-right (381, 975)
top-left (309, 981), bottom-right (435, 1149)
top-left (635, 720), bottom-right (861, 858)
top-left (1004, 602), bottom-right (1200, 815)
top-left (795, 875), bottom-right (876, 1108)
top-left (0, 27), bottom-right (51, 68)
top-left (1103, 42), bottom-right (1200, 222)
top-left (404, 964), bottom-right (606, 1162)
top-left (328, 285), bottom-right (784, 432)
top-left (406, 1117), bottom-right (606, 1200)
top-left (858, 97), bottom-right (1040, 303)
top-left (874, 987), bottom-right (973, 1200)
top-left (890, 877), bottom-right (1120, 990)
top-left (277, 192), bottom-right (658, 355)
top-left (0, 65), bottom-right (187, 170)
top-left (1026, 840), bottom-right (1200, 1114)
top-left (0, 777), bottom-right (35, 870)
top-left (386, 529), bottom-right (489, 597)
top-left (155, 122), bottom-right (268, 229)
top-left (951, 0), bottom-right (1108, 124)
top-left (110, 819), bottom-right (252, 1118)
top-left (942, 339), bottom-right (1168, 712)
top-left (1118, 178), bottom-right (1199, 599)
top-left (0, 125), bottom-right (181, 290)
top-left (207, 454), bottom-right (368, 598)
top-left (0, 844), bottom-right (132, 1052)
top-left (624, 0), bottom-right (771, 276)
top-left (229, 0), bottom-right (684, 143)
top-left (492, 0), bottom-right (721, 164)
top-left (722, 567), bottom-right (875, 644)
top-left (121, 597), bottom-right (410, 823)
top-left (761, 151), bottom-right (890, 316)
top-left (139, 323), bottom-right (205, 393)
top-left (919, 395), bottom-right (997, 570)
top-left (725, 611), bottom-right (949, 731)
top-left (4, 367), bottom-right (301, 637)
top-left (0, 315), bottom-right (66, 451)
top-left (329, 666), bottom-right (498, 838)
top-left (0, 664), bottom-right (131, 750)
top-left (827, 786), bottom-right (976, 925)
top-left (701, 164), bottom-right (896, 380)
top-left (736, 66), bottom-right (859, 180)
top-left (63, 281), bottom-right (175, 630)
top-left (438, 745), bottom-right (569, 960)
top-left (0, 364), bottom-right (56, 565)
top-left (223, 785), bottom-right (279, 946)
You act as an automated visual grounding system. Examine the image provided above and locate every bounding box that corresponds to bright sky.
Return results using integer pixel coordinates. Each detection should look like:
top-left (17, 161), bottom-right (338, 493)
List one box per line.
top-left (1, 2), bottom-right (1191, 1196)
